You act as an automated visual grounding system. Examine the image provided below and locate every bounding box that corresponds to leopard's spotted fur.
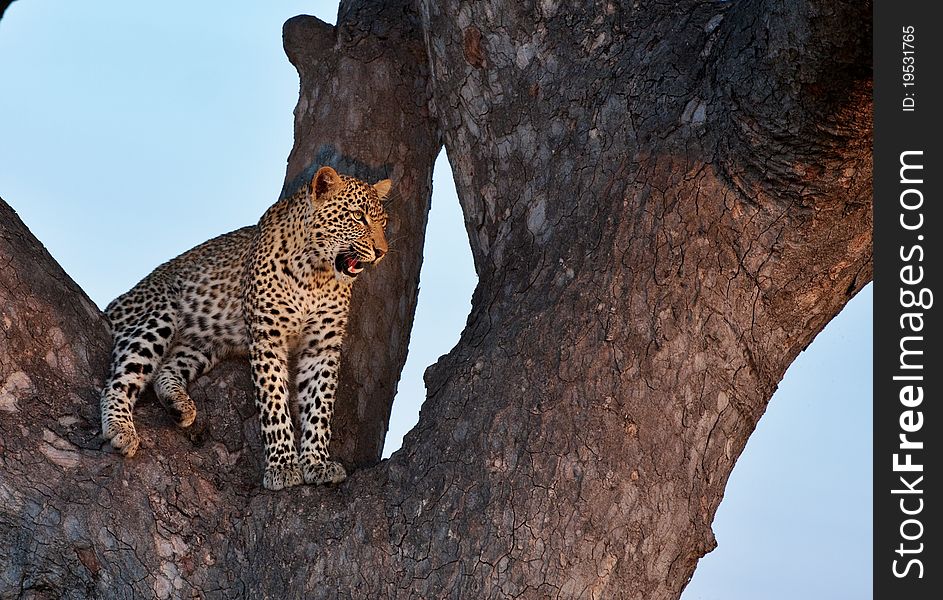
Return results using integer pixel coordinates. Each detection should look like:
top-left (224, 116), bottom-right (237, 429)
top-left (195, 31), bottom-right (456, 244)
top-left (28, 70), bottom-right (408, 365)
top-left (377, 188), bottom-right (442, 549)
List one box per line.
top-left (99, 166), bottom-right (390, 490)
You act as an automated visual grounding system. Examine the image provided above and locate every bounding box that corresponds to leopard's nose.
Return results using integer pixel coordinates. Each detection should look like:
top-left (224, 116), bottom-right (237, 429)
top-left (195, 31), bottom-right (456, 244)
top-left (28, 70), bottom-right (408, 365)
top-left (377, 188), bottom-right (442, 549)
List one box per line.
top-left (374, 247), bottom-right (386, 260)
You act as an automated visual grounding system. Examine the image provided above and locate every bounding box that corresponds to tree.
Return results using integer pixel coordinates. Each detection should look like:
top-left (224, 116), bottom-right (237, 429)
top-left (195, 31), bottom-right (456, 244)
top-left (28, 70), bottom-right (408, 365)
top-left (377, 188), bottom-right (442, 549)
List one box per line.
top-left (0, 0), bottom-right (871, 598)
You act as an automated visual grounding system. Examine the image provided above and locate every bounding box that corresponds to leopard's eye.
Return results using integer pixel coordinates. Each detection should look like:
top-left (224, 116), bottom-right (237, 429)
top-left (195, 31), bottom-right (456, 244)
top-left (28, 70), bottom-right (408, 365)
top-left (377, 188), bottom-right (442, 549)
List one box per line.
top-left (351, 210), bottom-right (368, 225)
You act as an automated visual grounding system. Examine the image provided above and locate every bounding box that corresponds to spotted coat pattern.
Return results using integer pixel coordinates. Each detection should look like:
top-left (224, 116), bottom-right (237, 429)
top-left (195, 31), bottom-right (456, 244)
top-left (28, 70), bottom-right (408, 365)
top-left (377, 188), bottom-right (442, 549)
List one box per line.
top-left (99, 167), bottom-right (391, 490)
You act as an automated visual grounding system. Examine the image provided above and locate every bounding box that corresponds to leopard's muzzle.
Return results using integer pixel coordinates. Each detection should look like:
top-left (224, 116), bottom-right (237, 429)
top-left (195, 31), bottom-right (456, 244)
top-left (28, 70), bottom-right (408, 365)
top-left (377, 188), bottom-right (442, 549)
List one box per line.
top-left (334, 248), bottom-right (377, 278)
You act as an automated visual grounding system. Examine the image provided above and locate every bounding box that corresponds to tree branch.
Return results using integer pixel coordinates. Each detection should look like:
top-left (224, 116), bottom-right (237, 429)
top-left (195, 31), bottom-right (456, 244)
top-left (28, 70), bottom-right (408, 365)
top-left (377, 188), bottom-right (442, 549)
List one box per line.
top-left (280, 0), bottom-right (440, 467)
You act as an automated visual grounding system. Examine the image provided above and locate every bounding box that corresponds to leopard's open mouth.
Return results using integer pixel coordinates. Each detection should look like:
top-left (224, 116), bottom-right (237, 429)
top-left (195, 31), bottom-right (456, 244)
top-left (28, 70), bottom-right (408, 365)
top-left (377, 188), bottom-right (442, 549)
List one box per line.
top-left (334, 251), bottom-right (365, 277)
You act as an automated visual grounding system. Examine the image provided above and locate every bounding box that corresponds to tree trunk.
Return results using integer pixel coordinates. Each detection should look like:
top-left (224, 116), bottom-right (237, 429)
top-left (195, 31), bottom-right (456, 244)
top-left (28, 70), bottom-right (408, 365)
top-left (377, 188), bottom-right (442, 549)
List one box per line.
top-left (0, 1), bottom-right (871, 599)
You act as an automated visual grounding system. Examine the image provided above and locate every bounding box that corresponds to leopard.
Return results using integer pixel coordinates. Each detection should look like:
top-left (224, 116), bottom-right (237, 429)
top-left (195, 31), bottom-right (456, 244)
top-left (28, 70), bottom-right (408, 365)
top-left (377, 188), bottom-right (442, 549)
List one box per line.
top-left (99, 166), bottom-right (391, 490)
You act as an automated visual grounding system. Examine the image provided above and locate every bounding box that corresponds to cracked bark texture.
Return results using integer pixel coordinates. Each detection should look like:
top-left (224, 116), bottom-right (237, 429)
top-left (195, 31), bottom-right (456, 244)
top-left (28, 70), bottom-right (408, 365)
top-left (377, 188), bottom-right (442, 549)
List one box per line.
top-left (0, 0), bottom-right (871, 598)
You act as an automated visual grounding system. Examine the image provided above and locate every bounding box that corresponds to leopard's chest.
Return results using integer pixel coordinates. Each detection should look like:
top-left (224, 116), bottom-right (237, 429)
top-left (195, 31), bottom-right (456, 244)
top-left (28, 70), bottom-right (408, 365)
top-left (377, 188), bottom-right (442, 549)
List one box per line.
top-left (248, 259), bottom-right (351, 341)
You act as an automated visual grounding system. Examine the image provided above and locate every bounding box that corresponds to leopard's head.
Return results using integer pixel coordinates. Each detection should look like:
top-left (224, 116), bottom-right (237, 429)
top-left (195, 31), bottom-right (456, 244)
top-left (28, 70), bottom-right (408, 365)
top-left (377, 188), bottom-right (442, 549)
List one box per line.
top-left (307, 166), bottom-right (391, 281)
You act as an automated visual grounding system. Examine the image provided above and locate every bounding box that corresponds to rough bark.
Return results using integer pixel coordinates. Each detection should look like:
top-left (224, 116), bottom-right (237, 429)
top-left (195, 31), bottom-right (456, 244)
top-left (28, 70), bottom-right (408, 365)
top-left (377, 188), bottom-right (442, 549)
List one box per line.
top-left (1, 0), bottom-right (871, 599)
top-left (413, 1), bottom-right (871, 596)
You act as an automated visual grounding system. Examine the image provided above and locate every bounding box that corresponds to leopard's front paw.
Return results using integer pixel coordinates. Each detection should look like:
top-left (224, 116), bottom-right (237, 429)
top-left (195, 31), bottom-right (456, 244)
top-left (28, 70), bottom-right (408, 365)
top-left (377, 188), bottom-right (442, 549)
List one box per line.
top-left (303, 460), bottom-right (347, 486)
top-left (102, 419), bottom-right (140, 457)
top-left (263, 463), bottom-right (303, 491)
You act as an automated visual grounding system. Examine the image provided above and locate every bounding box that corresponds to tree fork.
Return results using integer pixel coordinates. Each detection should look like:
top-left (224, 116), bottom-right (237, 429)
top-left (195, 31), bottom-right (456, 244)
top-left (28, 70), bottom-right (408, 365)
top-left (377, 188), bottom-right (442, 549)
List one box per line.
top-left (1, 1), bottom-right (439, 596)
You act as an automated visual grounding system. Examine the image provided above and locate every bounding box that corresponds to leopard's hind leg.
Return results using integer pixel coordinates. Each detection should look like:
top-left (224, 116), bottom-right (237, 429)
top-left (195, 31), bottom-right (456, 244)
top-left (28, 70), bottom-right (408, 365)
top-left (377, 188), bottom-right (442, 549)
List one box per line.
top-left (153, 344), bottom-right (221, 428)
top-left (100, 295), bottom-right (177, 456)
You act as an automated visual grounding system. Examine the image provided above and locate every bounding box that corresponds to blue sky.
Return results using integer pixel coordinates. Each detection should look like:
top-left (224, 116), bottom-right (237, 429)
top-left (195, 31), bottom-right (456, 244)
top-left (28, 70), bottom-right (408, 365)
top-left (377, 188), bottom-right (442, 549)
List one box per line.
top-left (0, 3), bottom-right (871, 597)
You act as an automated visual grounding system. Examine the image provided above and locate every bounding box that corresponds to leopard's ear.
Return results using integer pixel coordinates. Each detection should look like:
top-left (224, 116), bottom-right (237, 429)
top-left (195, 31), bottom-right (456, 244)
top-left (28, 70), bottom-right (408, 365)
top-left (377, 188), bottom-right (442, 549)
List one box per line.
top-left (311, 166), bottom-right (342, 199)
top-left (372, 179), bottom-right (392, 200)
